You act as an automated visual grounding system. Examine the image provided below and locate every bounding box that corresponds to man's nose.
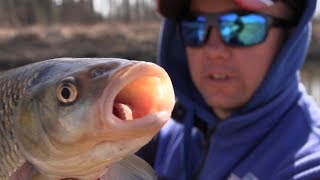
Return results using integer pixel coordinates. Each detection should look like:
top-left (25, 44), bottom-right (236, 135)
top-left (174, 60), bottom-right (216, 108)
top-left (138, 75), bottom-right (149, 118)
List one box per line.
top-left (204, 28), bottom-right (231, 59)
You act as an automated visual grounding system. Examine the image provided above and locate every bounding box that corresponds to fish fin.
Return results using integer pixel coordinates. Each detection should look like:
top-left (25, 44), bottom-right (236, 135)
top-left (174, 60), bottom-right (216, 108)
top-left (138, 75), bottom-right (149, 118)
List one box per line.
top-left (10, 162), bottom-right (37, 180)
top-left (101, 155), bottom-right (157, 180)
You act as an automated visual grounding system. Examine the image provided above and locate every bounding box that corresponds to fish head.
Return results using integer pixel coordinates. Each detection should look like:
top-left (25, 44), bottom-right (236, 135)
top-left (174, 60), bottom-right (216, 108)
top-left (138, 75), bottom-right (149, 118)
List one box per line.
top-left (13, 58), bottom-right (175, 179)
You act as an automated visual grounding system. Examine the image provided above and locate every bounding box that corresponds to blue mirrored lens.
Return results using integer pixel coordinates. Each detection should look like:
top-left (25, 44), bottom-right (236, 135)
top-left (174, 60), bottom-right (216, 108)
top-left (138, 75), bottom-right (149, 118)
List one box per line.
top-left (180, 17), bottom-right (207, 46)
top-left (220, 13), bottom-right (267, 46)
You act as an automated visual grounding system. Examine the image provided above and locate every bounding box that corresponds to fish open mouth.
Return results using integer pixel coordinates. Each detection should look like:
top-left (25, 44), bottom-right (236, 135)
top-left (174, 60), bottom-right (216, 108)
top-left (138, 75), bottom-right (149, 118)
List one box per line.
top-left (113, 76), bottom-right (164, 120)
top-left (107, 62), bottom-right (175, 123)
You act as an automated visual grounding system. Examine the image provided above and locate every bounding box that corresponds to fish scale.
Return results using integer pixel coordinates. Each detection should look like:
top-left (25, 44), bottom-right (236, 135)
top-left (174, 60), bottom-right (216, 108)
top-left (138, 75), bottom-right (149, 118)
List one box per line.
top-left (0, 64), bottom-right (43, 179)
top-left (1, 60), bottom-right (79, 179)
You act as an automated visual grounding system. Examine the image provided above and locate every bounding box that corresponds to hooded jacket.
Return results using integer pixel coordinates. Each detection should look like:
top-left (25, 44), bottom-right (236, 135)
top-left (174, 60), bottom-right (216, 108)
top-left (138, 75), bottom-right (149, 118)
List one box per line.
top-left (137, 0), bottom-right (320, 179)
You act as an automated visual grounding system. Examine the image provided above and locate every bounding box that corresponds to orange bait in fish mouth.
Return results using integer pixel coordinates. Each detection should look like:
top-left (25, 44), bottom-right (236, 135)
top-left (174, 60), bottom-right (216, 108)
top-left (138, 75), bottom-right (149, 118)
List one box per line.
top-left (113, 75), bottom-right (172, 120)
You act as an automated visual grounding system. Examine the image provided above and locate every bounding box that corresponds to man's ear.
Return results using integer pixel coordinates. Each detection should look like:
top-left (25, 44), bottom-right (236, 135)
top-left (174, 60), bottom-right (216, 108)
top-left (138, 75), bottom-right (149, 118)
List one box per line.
top-left (156, 0), bottom-right (191, 21)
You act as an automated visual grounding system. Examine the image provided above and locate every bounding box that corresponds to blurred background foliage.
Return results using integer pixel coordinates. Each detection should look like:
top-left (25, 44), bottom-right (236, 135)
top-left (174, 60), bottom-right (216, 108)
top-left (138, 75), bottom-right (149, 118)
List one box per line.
top-left (0, 0), bottom-right (159, 26)
top-left (0, 0), bottom-right (161, 68)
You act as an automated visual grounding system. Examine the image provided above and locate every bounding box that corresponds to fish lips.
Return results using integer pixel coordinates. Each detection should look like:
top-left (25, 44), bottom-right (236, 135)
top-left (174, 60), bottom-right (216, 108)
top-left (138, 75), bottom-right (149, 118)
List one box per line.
top-left (98, 61), bottom-right (175, 138)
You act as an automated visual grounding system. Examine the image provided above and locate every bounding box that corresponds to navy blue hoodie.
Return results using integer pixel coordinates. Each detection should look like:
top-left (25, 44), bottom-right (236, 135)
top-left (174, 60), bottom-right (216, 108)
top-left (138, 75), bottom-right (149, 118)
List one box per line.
top-left (138, 0), bottom-right (320, 179)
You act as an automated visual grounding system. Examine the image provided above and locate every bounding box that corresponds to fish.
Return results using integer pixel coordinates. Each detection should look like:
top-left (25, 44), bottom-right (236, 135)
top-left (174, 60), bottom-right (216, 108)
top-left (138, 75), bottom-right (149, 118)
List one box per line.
top-left (0, 58), bottom-right (175, 180)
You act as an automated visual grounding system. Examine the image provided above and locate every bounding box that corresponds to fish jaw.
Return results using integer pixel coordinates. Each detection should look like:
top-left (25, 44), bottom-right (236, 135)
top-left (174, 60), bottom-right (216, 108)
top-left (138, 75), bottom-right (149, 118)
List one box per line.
top-left (71, 61), bottom-right (175, 178)
top-left (87, 61), bottom-right (175, 178)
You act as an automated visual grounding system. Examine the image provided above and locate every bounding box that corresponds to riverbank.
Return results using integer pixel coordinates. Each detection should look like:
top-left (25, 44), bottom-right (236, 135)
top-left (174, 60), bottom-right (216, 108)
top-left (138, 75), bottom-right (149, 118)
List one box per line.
top-left (0, 22), bottom-right (161, 70)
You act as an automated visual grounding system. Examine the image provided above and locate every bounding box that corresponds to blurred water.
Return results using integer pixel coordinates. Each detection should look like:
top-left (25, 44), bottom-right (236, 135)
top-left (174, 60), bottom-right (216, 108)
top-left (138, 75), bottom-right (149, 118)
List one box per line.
top-left (301, 60), bottom-right (320, 105)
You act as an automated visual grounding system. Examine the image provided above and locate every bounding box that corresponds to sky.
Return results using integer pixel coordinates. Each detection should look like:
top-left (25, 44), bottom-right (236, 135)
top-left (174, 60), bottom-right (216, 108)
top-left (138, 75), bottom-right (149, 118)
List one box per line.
top-left (93, 0), bottom-right (145, 17)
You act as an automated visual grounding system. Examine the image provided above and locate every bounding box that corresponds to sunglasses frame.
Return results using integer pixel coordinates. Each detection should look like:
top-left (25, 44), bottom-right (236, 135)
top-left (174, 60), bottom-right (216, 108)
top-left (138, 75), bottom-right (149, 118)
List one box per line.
top-left (178, 10), bottom-right (295, 47)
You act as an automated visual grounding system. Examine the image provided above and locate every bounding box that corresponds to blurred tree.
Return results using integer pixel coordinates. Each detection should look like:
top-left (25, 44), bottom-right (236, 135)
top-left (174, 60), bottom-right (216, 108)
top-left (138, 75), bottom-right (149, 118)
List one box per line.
top-left (123, 0), bottom-right (130, 22)
top-left (30, 0), bottom-right (56, 24)
top-left (0, 0), bottom-right (159, 26)
top-left (58, 0), bottom-right (102, 24)
top-left (0, 0), bottom-right (20, 26)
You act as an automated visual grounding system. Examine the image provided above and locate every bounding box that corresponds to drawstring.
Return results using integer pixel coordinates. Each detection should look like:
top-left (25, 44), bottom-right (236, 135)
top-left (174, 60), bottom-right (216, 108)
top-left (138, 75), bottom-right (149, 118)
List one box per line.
top-left (183, 110), bottom-right (195, 180)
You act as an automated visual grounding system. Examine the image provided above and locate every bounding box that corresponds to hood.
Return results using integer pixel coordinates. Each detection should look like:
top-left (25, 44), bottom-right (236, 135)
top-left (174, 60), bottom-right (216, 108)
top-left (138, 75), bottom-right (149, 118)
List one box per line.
top-left (157, 0), bottom-right (317, 125)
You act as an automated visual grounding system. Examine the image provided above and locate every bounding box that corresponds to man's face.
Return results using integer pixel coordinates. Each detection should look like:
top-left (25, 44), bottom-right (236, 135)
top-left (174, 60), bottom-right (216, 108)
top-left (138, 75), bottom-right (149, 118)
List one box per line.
top-left (186, 0), bottom-right (292, 119)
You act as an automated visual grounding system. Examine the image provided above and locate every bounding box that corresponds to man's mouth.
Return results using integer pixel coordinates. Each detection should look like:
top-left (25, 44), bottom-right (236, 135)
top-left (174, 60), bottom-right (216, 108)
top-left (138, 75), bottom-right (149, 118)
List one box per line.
top-left (209, 74), bottom-right (229, 80)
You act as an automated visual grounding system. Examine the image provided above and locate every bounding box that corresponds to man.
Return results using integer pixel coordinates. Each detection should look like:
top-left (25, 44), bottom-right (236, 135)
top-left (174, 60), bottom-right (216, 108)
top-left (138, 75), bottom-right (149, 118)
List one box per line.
top-left (138, 0), bottom-right (320, 179)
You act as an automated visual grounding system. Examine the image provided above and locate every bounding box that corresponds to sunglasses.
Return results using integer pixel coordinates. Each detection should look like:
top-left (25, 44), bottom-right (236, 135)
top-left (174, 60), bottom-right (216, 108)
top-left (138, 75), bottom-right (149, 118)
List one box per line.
top-left (179, 10), bottom-right (295, 47)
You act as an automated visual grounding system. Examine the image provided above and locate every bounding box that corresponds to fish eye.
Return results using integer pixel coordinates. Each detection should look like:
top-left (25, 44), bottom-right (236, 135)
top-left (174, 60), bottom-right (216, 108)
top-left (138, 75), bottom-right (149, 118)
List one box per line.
top-left (57, 82), bottom-right (78, 104)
